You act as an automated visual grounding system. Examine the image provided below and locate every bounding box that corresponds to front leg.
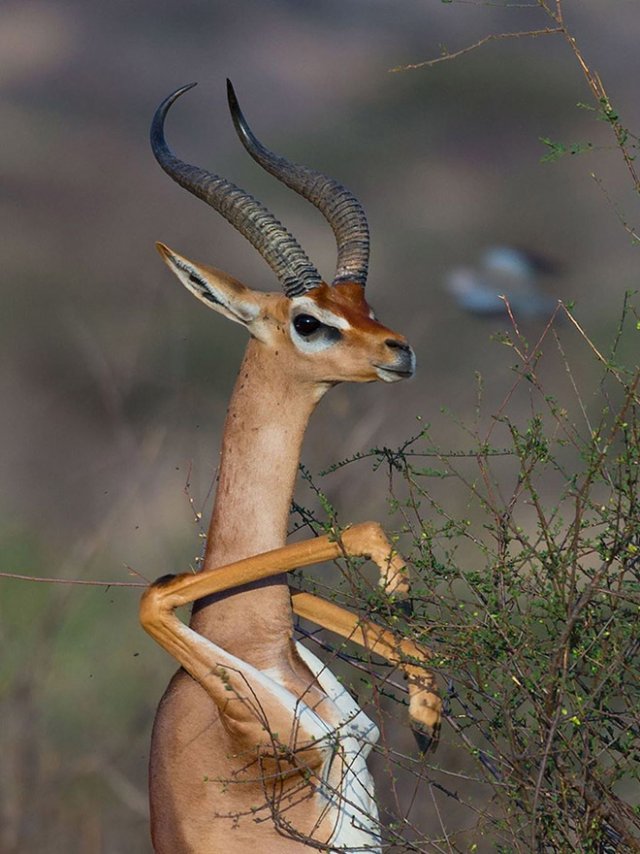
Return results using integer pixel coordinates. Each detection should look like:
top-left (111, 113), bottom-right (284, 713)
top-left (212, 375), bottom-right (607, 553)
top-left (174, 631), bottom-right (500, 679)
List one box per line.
top-left (291, 591), bottom-right (441, 749)
top-left (142, 522), bottom-right (408, 611)
top-left (139, 527), bottom-right (370, 749)
top-left (140, 578), bottom-right (328, 770)
top-left (140, 522), bottom-right (440, 743)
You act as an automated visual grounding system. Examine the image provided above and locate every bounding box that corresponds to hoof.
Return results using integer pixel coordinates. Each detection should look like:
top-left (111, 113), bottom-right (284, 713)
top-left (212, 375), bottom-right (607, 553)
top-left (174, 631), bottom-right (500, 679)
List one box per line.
top-left (394, 597), bottom-right (414, 618)
top-left (411, 722), bottom-right (438, 755)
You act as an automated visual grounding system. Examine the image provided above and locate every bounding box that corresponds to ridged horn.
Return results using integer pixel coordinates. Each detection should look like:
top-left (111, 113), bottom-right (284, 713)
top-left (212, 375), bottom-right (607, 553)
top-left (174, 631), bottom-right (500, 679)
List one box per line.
top-left (227, 80), bottom-right (370, 288)
top-left (150, 83), bottom-right (322, 298)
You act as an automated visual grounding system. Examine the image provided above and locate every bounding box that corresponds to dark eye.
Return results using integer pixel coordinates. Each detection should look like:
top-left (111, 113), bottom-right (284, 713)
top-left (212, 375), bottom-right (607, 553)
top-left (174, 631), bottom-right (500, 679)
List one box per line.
top-left (293, 314), bottom-right (321, 336)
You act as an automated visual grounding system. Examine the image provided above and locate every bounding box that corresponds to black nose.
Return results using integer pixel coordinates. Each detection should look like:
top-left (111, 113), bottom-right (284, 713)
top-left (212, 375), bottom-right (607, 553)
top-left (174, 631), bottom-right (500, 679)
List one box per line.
top-left (385, 338), bottom-right (412, 353)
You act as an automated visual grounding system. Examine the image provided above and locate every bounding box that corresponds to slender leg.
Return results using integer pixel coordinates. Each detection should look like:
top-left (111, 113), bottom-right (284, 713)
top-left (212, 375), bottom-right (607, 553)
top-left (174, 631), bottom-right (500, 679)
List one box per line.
top-left (142, 522), bottom-right (408, 612)
top-left (291, 592), bottom-right (441, 747)
top-left (140, 575), bottom-right (329, 768)
top-left (140, 522), bottom-right (440, 743)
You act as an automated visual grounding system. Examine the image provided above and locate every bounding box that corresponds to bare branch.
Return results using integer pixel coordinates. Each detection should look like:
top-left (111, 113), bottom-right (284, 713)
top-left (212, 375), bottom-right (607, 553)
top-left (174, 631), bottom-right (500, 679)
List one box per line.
top-left (390, 27), bottom-right (562, 72)
top-left (0, 571), bottom-right (146, 588)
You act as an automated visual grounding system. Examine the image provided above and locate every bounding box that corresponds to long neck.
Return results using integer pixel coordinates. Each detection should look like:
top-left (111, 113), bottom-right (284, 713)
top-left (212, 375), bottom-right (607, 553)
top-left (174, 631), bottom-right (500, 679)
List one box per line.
top-left (190, 337), bottom-right (323, 663)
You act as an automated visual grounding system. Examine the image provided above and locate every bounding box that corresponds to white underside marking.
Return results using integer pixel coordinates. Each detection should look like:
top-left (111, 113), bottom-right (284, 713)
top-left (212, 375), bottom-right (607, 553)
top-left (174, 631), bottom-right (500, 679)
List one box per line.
top-left (177, 623), bottom-right (382, 852)
top-left (295, 642), bottom-right (382, 852)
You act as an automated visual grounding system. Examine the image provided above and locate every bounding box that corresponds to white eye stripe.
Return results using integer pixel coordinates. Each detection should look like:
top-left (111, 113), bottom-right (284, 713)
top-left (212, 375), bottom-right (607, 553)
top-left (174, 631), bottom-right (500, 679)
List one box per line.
top-left (290, 298), bottom-right (351, 331)
top-left (292, 335), bottom-right (336, 354)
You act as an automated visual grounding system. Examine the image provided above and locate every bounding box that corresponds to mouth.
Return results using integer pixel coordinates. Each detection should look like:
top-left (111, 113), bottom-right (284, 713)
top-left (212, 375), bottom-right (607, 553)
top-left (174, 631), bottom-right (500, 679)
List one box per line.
top-left (374, 364), bottom-right (414, 383)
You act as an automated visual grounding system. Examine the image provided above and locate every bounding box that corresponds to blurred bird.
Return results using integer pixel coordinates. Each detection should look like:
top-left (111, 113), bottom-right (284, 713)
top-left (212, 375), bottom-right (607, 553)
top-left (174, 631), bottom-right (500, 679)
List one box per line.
top-left (445, 246), bottom-right (559, 319)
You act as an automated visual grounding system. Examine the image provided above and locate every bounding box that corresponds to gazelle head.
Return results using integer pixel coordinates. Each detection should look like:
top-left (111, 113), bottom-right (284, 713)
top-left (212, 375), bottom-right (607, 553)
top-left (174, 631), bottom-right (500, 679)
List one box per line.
top-left (151, 81), bottom-right (415, 387)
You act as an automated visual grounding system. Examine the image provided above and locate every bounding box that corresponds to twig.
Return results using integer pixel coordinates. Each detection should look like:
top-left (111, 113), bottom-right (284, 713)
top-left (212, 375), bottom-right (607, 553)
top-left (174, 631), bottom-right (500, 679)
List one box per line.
top-left (0, 571), bottom-right (146, 588)
top-left (591, 173), bottom-right (640, 243)
top-left (390, 27), bottom-right (562, 72)
top-left (561, 304), bottom-right (638, 396)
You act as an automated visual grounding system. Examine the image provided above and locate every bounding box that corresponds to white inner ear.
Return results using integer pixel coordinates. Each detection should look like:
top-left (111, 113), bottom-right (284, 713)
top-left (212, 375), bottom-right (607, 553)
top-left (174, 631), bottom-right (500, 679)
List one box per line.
top-left (170, 255), bottom-right (259, 325)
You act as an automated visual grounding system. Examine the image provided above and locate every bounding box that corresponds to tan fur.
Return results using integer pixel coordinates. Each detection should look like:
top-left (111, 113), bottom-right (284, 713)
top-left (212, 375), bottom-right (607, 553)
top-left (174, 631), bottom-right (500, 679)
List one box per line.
top-left (140, 250), bottom-right (440, 852)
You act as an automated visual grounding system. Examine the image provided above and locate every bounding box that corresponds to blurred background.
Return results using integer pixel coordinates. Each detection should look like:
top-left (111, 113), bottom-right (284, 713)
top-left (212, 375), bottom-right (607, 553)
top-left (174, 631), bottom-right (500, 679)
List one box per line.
top-left (1, 1), bottom-right (638, 850)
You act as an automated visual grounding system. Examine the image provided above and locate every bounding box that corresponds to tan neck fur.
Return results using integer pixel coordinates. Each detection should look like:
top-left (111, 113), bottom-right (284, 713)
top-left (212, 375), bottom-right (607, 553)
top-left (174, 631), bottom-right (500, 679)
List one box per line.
top-left (190, 337), bottom-right (325, 667)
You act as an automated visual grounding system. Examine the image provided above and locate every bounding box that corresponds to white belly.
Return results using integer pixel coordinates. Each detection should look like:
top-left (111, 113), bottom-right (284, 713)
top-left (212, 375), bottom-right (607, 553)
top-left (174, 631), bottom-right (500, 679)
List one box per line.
top-left (294, 642), bottom-right (382, 853)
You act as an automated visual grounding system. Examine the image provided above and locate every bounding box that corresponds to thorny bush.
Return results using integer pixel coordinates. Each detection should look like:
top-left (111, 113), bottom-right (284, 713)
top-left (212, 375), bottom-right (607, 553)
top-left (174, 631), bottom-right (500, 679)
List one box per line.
top-left (294, 297), bottom-right (640, 852)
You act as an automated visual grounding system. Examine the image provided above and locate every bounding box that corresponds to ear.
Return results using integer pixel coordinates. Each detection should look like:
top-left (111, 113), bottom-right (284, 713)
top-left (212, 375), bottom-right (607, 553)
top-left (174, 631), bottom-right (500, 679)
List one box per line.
top-left (156, 242), bottom-right (261, 327)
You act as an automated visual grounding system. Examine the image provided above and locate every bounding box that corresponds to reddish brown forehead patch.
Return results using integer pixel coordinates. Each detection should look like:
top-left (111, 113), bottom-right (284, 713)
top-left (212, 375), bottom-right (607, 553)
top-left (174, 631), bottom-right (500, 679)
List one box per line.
top-left (307, 282), bottom-right (380, 327)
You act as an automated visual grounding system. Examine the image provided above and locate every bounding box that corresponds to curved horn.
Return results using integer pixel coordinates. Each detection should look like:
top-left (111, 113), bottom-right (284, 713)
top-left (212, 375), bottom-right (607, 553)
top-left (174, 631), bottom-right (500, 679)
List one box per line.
top-left (227, 80), bottom-right (370, 288)
top-left (150, 83), bottom-right (322, 298)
